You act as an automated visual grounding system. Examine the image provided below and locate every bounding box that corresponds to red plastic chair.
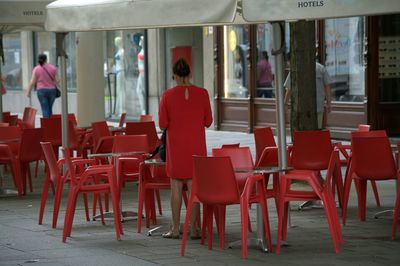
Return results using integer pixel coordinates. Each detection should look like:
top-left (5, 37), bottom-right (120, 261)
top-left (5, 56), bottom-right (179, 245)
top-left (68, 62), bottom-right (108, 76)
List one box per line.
top-left (112, 135), bottom-right (149, 192)
top-left (0, 126), bottom-right (23, 196)
top-left (51, 113), bottom-right (78, 127)
top-left (139, 114), bottom-right (153, 122)
top-left (39, 142), bottom-right (92, 228)
top-left (0, 144), bottom-right (23, 196)
top-left (342, 130), bottom-right (400, 229)
top-left (336, 124), bottom-right (381, 208)
top-left (125, 121), bottom-right (160, 153)
top-left (137, 161), bottom-right (171, 233)
top-left (275, 130), bottom-right (344, 254)
top-left (210, 146), bottom-right (257, 245)
top-left (61, 147), bottom-right (123, 242)
top-left (18, 107), bottom-right (37, 129)
top-left (181, 155), bottom-right (272, 259)
top-left (41, 117), bottom-right (62, 159)
top-left (253, 127), bottom-right (280, 208)
top-left (18, 128), bottom-right (43, 193)
top-left (91, 121), bottom-right (114, 154)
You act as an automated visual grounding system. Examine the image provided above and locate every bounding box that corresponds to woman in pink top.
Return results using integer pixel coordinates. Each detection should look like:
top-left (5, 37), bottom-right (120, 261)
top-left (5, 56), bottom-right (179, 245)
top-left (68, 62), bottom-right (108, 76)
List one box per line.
top-left (26, 54), bottom-right (58, 118)
top-left (159, 58), bottom-right (213, 239)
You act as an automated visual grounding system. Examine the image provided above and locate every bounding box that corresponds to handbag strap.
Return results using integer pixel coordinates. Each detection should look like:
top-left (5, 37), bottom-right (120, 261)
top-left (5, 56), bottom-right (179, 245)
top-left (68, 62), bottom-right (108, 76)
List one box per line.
top-left (41, 65), bottom-right (56, 82)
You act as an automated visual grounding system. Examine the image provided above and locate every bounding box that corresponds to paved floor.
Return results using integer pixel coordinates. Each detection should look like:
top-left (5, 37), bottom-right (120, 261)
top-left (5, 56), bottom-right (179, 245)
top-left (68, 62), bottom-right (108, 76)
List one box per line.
top-left (1, 130), bottom-right (400, 266)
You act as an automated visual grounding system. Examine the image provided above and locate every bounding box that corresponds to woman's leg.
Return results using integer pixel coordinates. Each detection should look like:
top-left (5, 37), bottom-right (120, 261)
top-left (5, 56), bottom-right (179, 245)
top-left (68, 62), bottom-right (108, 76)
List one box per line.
top-left (169, 178), bottom-right (183, 235)
top-left (37, 90), bottom-right (50, 118)
top-left (185, 180), bottom-right (200, 234)
top-left (47, 89), bottom-right (57, 117)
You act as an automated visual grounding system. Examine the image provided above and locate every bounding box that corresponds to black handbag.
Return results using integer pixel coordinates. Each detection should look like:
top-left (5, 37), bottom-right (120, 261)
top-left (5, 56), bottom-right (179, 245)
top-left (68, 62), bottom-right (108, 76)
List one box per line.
top-left (150, 129), bottom-right (167, 162)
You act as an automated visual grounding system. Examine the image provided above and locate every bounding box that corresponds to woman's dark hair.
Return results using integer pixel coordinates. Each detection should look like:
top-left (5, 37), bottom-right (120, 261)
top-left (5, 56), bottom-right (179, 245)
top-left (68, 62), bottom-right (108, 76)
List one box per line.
top-left (38, 54), bottom-right (47, 66)
top-left (262, 51), bottom-right (269, 61)
top-left (173, 58), bottom-right (190, 77)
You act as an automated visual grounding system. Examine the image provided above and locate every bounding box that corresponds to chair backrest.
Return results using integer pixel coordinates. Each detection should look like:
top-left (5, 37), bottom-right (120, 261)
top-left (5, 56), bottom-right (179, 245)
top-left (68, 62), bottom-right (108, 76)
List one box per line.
top-left (19, 128), bottom-right (43, 162)
top-left (0, 126), bottom-right (22, 155)
top-left (118, 112), bottom-right (127, 127)
top-left (25, 107), bottom-right (37, 128)
top-left (351, 135), bottom-right (397, 180)
top-left (91, 121), bottom-right (111, 148)
top-left (357, 124), bottom-right (370, 132)
top-left (221, 143), bottom-right (240, 148)
top-left (51, 113), bottom-right (77, 126)
top-left (8, 114), bottom-right (18, 126)
top-left (253, 127), bottom-right (277, 164)
top-left (22, 107), bottom-right (31, 122)
top-left (193, 156), bottom-right (240, 204)
top-left (212, 146), bottom-right (254, 169)
top-left (40, 117), bottom-right (62, 145)
top-left (61, 147), bottom-right (78, 186)
top-left (41, 142), bottom-right (60, 183)
top-left (139, 114), bottom-right (153, 122)
top-left (291, 130), bottom-right (333, 170)
top-left (125, 121), bottom-right (159, 152)
top-left (112, 135), bottom-right (149, 154)
top-left (352, 129), bottom-right (387, 138)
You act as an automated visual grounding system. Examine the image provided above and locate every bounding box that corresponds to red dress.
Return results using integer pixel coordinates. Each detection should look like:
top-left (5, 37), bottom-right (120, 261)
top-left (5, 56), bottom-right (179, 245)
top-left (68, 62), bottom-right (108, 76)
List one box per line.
top-left (159, 85), bottom-right (213, 179)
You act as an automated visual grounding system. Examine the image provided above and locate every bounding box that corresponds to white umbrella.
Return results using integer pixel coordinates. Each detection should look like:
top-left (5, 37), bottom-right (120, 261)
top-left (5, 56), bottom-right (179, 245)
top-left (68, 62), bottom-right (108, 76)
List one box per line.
top-left (242, 0), bottom-right (400, 22)
top-left (45, 0), bottom-right (238, 32)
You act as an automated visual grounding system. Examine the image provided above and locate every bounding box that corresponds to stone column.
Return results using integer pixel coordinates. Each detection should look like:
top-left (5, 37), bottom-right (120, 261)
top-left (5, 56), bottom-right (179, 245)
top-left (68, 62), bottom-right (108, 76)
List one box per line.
top-left (76, 32), bottom-right (105, 127)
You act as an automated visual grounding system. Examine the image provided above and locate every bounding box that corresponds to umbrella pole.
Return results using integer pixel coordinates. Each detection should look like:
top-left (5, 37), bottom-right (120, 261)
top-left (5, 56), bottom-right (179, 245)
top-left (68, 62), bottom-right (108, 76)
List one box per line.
top-left (272, 22), bottom-right (291, 227)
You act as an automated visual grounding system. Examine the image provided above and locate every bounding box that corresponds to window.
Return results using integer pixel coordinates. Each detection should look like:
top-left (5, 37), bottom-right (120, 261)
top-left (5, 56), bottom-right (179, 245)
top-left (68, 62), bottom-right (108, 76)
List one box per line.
top-left (2, 33), bottom-right (22, 91)
top-left (256, 24), bottom-right (276, 98)
top-left (223, 25), bottom-right (249, 99)
top-left (324, 17), bottom-right (366, 102)
top-left (105, 30), bottom-right (147, 118)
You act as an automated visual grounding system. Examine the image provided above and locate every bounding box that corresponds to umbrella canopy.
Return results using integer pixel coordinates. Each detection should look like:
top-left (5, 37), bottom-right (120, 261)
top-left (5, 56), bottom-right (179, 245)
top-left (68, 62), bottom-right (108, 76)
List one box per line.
top-left (0, 0), bottom-right (52, 31)
top-left (242, 0), bottom-right (400, 22)
top-left (45, 0), bottom-right (238, 32)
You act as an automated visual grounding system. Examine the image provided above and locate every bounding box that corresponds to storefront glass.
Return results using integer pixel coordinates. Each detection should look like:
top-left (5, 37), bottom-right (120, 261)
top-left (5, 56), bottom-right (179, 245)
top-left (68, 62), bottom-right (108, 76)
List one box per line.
top-left (34, 32), bottom-right (77, 92)
top-left (324, 17), bottom-right (366, 102)
top-left (2, 33), bottom-right (22, 91)
top-left (256, 24), bottom-right (276, 98)
top-left (223, 25), bottom-right (249, 99)
top-left (105, 30), bottom-right (147, 119)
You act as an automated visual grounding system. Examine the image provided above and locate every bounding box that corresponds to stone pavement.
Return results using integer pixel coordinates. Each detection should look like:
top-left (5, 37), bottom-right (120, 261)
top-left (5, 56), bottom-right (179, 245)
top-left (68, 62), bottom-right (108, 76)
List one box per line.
top-left (1, 130), bottom-right (400, 266)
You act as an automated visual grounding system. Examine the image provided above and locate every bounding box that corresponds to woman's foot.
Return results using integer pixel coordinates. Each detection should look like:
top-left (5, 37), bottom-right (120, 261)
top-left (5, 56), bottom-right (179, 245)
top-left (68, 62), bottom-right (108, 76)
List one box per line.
top-left (162, 230), bottom-right (180, 239)
top-left (190, 226), bottom-right (201, 240)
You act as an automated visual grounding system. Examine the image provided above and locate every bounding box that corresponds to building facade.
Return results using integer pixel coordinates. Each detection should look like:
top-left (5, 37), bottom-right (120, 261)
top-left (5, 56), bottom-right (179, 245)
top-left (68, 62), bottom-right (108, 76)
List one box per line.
top-left (2, 14), bottom-right (399, 137)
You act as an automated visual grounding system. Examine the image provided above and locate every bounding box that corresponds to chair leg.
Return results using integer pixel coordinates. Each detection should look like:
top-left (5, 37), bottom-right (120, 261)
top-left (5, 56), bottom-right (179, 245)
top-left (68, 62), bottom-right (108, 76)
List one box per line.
top-left (322, 192), bottom-right (341, 253)
top-left (240, 199), bottom-right (249, 259)
top-left (109, 185), bottom-right (122, 240)
top-left (370, 181), bottom-right (381, 208)
top-left (27, 164), bottom-right (33, 193)
top-left (155, 189), bottom-right (162, 215)
top-left (83, 193), bottom-right (90, 222)
top-left (34, 160), bottom-right (39, 179)
top-left (62, 188), bottom-right (78, 242)
top-left (38, 177), bottom-right (51, 225)
top-left (392, 185), bottom-right (400, 240)
top-left (137, 185), bottom-right (145, 233)
top-left (358, 180), bottom-right (367, 221)
top-left (342, 166), bottom-right (353, 225)
top-left (258, 192), bottom-right (273, 252)
top-left (180, 199), bottom-right (194, 256)
top-left (206, 205), bottom-right (214, 250)
top-left (52, 180), bottom-right (65, 228)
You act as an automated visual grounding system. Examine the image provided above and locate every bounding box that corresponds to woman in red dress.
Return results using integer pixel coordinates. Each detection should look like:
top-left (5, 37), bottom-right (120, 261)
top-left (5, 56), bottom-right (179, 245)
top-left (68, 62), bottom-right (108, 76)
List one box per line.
top-left (159, 58), bottom-right (213, 238)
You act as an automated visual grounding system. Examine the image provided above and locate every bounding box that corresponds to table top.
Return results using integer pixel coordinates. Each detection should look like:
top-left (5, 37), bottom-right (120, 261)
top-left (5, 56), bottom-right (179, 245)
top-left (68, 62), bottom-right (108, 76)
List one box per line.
top-left (144, 159), bottom-right (166, 165)
top-left (88, 151), bottom-right (149, 158)
top-left (0, 138), bottom-right (21, 144)
top-left (234, 166), bottom-right (293, 174)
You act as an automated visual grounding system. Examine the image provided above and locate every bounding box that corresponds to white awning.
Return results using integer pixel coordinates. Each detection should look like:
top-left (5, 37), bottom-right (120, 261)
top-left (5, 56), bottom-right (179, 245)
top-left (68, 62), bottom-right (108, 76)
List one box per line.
top-left (45, 0), bottom-right (238, 32)
top-left (0, 0), bottom-right (52, 31)
top-left (242, 0), bottom-right (400, 22)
